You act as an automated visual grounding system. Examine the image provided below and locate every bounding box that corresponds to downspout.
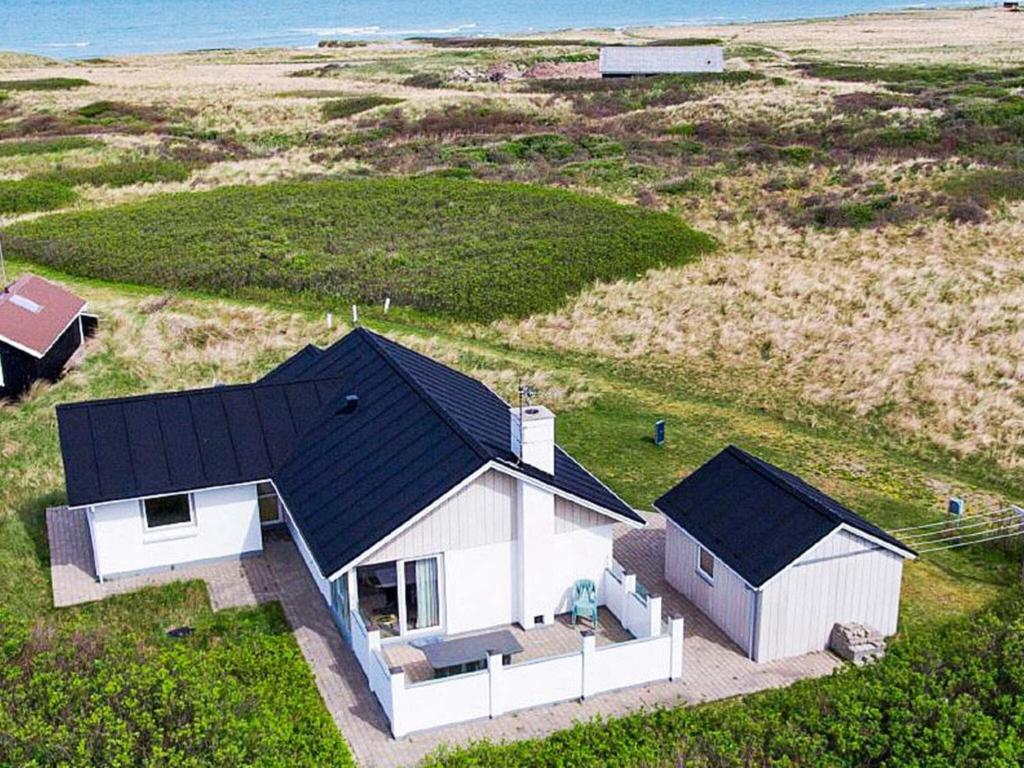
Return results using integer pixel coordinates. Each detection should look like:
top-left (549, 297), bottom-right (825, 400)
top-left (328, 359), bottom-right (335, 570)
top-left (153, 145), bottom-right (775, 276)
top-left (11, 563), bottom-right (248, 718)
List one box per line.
top-left (748, 587), bottom-right (762, 662)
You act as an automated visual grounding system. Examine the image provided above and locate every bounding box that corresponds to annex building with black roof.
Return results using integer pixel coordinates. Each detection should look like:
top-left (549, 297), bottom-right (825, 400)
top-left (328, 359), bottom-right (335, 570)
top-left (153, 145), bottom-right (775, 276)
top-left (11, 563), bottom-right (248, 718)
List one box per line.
top-left (655, 445), bottom-right (915, 663)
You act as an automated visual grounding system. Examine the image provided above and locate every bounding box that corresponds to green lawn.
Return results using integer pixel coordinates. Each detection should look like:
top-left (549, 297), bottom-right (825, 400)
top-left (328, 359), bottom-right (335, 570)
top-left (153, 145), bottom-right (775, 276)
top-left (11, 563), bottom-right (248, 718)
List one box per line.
top-left (3, 177), bottom-right (715, 321)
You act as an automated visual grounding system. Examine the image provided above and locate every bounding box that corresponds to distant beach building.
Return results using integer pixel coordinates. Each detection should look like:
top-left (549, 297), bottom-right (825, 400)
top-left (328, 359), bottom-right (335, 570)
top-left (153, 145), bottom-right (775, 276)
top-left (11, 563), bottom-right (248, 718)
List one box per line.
top-left (599, 45), bottom-right (725, 77)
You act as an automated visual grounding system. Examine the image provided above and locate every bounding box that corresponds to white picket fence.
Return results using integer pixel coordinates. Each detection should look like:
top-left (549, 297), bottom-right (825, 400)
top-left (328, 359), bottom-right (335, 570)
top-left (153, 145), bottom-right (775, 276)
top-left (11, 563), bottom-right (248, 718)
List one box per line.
top-left (350, 567), bottom-right (685, 738)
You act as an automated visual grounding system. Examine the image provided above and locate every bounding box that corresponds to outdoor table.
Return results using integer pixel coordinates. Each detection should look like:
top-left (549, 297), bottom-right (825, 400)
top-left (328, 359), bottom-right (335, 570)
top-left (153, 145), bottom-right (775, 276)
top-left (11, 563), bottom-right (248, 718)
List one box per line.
top-left (422, 629), bottom-right (523, 678)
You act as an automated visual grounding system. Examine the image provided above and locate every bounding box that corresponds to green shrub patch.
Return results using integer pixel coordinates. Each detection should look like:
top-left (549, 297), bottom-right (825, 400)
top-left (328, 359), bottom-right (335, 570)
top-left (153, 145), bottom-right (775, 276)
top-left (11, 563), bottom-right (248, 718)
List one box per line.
top-left (36, 158), bottom-right (194, 188)
top-left (6, 177), bottom-right (714, 321)
top-left (0, 136), bottom-right (103, 157)
top-left (0, 77), bottom-right (91, 91)
top-left (0, 178), bottom-right (76, 214)
top-left (320, 96), bottom-right (403, 121)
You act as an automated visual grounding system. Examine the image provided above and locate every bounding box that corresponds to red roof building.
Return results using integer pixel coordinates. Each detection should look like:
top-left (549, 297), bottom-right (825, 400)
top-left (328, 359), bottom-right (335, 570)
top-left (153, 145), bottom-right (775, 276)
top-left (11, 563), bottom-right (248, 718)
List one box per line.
top-left (0, 274), bottom-right (90, 399)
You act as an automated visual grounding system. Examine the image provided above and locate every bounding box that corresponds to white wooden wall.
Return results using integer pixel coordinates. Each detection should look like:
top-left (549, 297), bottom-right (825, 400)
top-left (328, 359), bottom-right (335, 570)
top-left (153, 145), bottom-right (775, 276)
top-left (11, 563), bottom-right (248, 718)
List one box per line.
top-left (664, 518), bottom-right (754, 654)
top-left (554, 497), bottom-right (605, 533)
top-left (364, 470), bottom-right (516, 564)
top-left (755, 529), bottom-right (904, 662)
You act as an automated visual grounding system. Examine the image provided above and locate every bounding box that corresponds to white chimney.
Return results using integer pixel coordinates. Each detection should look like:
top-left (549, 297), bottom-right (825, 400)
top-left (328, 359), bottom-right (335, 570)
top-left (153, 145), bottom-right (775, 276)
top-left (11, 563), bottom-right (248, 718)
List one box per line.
top-left (510, 405), bottom-right (555, 475)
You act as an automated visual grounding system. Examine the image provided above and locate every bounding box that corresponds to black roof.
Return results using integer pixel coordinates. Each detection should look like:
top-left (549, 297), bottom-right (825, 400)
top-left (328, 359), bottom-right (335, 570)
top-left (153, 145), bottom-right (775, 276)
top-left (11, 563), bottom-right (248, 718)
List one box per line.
top-left (57, 328), bottom-right (641, 577)
top-left (653, 446), bottom-right (914, 587)
top-left (58, 378), bottom-right (345, 507)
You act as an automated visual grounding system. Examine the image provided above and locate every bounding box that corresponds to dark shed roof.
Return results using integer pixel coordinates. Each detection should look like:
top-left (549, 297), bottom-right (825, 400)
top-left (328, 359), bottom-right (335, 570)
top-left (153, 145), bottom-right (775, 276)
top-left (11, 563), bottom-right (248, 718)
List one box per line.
top-left (654, 446), bottom-right (914, 588)
top-left (58, 328), bottom-right (640, 577)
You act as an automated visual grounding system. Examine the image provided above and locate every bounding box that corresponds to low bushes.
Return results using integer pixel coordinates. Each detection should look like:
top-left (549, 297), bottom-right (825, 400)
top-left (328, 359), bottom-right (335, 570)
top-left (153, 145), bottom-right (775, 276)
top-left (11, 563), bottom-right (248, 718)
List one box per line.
top-left (943, 168), bottom-right (1024, 203)
top-left (0, 136), bottom-right (103, 157)
top-left (36, 158), bottom-right (194, 188)
top-left (0, 77), bottom-right (91, 91)
top-left (320, 95), bottom-right (402, 121)
top-left (426, 597), bottom-right (1024, 767)
top-left (0, 178), bottom-right (77, 214)
top-left (5, 177), bottom-right (714, 321)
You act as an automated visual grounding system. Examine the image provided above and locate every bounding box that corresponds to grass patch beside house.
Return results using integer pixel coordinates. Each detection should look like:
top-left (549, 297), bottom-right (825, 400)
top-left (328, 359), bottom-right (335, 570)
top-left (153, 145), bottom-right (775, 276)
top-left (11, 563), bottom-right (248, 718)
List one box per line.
top-left (4, 177), bottom-right (714, 321)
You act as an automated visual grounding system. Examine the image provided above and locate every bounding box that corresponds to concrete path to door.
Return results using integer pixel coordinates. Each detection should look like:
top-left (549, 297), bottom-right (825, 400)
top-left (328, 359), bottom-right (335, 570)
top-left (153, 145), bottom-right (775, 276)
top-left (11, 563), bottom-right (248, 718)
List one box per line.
top-left (47, 507), bottom-right (839, 767)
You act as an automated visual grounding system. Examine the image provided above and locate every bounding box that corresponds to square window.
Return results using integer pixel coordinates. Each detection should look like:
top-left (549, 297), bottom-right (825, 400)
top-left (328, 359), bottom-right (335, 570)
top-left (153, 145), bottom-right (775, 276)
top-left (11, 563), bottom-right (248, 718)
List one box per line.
top-left (143, 494), bottom-right (193, 529)
top-left (697, 546), bottom-right (715, 581)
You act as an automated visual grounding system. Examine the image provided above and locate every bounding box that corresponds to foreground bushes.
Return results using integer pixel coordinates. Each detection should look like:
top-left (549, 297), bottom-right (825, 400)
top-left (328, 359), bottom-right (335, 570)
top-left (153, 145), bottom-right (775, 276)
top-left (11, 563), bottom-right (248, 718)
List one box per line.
top-left (0, 600), bottom-right (353, 767)
top-left (6, 177), bottom-right (713, 320)
top-left (427, 597), bottom-right (1024, 767)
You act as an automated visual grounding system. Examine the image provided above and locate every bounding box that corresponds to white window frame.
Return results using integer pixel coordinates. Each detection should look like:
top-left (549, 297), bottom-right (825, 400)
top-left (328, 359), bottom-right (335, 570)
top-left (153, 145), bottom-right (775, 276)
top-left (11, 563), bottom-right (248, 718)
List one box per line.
top-left (140, 492), bottom-right (197, 541)
top-left (0, 354), bottom-right (5, 388)
top-left (355, 553), bottom-right (445, 642)
top-left (696, 545), bottom-right (716, 584)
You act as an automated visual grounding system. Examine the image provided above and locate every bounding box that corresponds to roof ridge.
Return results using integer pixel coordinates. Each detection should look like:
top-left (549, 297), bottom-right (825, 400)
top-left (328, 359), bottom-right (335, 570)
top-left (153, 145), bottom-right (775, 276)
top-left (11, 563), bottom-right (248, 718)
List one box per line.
top-left (724, 445), bottom-right (843, 528)
top-left (356, 328), bottom-right (492, 463)
top-left (54, 373), bottom-right (351, 412)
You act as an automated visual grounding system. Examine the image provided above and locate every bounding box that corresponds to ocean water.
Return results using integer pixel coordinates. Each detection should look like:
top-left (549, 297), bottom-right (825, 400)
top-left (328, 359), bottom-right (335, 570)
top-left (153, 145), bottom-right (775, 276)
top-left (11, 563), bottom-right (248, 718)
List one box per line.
top-left (1, 0), bottom-right (980, 59)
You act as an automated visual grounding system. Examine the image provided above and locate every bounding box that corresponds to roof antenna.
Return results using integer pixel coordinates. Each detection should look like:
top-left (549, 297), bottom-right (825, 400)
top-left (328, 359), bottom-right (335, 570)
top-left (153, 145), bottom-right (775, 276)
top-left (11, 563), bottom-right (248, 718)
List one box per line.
top-left (516, 381), bottom-right (536, 462)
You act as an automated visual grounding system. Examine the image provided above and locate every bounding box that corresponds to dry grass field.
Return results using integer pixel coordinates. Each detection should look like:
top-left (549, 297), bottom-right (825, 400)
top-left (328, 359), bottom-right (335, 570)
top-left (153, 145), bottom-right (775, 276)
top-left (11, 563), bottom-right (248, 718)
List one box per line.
top-left (3, 6), bottom-right (1023, 472)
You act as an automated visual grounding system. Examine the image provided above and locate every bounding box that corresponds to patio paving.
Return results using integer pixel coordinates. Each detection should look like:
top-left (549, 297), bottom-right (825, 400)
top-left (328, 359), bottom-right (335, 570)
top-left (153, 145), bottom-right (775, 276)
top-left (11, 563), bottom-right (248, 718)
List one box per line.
top-left (47, 506), bottom-right (840, 767)
top-left (46, 505), bottom-right (278, 610)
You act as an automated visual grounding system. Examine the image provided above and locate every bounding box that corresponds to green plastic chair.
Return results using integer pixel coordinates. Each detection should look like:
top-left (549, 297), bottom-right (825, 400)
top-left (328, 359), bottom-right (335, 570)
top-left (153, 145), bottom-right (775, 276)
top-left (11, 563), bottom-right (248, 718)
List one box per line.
top-left (571, 578), bottom-right (598, 628)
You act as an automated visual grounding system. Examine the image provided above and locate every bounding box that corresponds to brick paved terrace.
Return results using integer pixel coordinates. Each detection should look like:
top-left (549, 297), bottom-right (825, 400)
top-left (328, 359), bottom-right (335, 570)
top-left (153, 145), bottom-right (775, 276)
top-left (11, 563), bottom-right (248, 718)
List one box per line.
top-left (47, 507), bottom-right (839, 767)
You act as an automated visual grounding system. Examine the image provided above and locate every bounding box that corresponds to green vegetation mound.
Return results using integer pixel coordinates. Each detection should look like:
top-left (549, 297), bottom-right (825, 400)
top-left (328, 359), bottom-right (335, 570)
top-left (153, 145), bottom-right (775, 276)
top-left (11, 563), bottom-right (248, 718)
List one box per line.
top-left (5, 178), bottom-right (714, 321)
top-left (0, 77), bottom-right (90, 91)
top-left (320, 95), bottom-right (403, 121)
top-left (0, 137), bottom-right (103, 157)
top-left (0, 178), bottom-right (77, 214)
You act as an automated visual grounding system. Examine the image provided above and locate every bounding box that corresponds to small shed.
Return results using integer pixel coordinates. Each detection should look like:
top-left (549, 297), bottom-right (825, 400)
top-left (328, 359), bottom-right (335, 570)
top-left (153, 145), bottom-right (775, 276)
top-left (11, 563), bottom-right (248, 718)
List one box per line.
top-left (0, 274), bottom-right (92, 400)
top-left (655, 446), bottom-right (915, 662)
top-left (599, 45), bottom-right (724, 77)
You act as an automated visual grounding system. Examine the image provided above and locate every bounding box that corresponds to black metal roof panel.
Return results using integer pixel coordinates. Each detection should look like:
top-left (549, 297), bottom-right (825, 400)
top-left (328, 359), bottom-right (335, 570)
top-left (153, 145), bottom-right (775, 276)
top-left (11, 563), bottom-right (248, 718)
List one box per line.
top-left (57, 378), bottom-right (344, 507)
top-left (654, 446), bottom-right (913, 587)
top-left (260, 344), bottom-right (324, 383)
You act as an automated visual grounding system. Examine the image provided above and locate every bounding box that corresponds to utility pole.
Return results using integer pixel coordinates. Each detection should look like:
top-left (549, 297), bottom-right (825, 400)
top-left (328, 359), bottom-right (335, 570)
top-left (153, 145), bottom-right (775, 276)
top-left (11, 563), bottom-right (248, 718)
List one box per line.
top-left (0, 230), bottom-right (7, 288)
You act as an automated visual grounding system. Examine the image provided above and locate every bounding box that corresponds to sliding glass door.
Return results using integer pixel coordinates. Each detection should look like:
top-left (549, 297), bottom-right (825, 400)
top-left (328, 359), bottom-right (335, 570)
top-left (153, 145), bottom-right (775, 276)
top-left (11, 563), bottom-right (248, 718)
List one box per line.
top-left (355, 555), bottom-right (441, 637)
top-left (404, 557), bottom-right (440, 632)
top-left (330, 574), bottom-right (351, 641)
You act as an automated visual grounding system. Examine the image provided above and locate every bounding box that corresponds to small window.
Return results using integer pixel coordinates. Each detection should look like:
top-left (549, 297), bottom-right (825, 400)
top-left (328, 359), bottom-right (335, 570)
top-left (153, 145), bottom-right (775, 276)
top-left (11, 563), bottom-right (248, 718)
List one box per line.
top-left (697, 546), bottom-right (715, 582)
top-left (257, 482), bottom-right (281, 524)
top-left (143, 494), bottom-right (193, 529)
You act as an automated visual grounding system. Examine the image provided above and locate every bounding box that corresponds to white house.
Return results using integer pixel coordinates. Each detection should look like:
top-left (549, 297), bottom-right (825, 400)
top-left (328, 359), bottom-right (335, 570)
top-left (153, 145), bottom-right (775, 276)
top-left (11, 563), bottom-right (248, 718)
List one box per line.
top-left (57, 328), bottom-right (684, 737)
top-left (655, 446), bottom-right (916, 663)
top-left (599, 45), bottom-right (725, 77)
